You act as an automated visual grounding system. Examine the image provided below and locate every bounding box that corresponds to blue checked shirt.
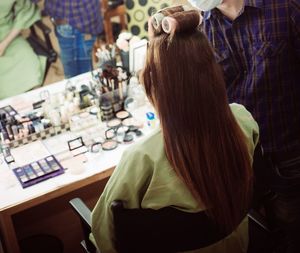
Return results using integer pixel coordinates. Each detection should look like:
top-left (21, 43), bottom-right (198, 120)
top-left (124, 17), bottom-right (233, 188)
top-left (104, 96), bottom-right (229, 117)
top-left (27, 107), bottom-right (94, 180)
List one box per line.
top-left (203, 0), bottom-right (300, 155)
top-left (43, 0), bottom-right (103, 35)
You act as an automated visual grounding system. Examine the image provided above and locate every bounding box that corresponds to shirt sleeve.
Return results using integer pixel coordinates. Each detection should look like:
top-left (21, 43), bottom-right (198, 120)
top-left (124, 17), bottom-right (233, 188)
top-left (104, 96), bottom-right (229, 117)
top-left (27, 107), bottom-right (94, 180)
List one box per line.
top-left (12, 0), bottom-right (41, 30)
top-left (290, 0), bottom-right (300, 59)
top-left (91, 148), bottom-right (153, 253)
top-left (230, 104), bottom-right (260, 157)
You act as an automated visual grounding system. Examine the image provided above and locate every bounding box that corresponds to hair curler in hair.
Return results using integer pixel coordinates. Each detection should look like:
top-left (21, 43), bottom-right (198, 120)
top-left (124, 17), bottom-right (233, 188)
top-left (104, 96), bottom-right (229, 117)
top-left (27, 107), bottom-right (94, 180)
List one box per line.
top-left (151, 5), bottom-right (193, 34)
top-left (162, 10), bottom-right (201, 34)
top-left (162, 17), bottom-right (178, 34)
top-left (152, 12), bottom-right (165, 30)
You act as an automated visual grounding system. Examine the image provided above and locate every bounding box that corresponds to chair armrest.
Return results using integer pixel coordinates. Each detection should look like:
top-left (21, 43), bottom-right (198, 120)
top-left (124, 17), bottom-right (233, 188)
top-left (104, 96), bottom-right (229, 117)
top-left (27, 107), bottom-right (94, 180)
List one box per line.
top-left (69, 198), bottom-right (97, 253)
top-left (248, 209), bottom-right (272, 233)
top-left (69, 198), bottom-right (92, 228)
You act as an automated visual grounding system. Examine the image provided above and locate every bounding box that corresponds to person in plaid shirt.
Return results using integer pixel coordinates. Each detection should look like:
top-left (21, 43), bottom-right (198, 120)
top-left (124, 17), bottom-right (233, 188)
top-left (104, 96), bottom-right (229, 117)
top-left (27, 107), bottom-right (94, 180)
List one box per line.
top-left (43, 0), bottom-right (103, 78)
top-left (188, 0), bottom-right (300, 252)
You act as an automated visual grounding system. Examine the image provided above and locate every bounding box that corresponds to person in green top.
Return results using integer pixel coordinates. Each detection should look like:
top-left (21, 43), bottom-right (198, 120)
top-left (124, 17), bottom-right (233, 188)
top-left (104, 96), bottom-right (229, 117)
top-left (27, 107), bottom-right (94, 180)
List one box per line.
top-left (0, 0), bottom-right (46, 99)
top-left (92, 7), bottom-right (259, 253)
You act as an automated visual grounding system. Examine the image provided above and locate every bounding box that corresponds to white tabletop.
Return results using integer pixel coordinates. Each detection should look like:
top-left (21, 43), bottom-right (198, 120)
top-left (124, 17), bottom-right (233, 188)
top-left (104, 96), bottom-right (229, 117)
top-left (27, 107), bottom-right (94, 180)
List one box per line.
top-left (0, 72), bottom-right (155, 211)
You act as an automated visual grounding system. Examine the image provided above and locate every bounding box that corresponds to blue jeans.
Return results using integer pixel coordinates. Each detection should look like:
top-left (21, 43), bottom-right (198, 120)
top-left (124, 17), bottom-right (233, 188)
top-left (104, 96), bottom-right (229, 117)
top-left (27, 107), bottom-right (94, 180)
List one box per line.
top-left (55, 24), bottom-right (96, 78)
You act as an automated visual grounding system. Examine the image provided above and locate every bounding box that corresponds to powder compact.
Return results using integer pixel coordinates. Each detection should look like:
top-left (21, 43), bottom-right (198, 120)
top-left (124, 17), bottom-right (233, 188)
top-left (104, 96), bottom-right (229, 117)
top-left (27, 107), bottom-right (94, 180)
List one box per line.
top-left (122, 117), bottom-right (143, 128)
top-left (102, 140), bottom-right (118, 151)
top-left (107, 118), bottom-right (122, 128)
top-left (105, 128), bottom-right (116, 139)
top-left (116, 110), bottom-right (130, 120)
top-left (123, 133), bottom-right (134, 143)
top-left (68, 137), bottom-right (88, 156)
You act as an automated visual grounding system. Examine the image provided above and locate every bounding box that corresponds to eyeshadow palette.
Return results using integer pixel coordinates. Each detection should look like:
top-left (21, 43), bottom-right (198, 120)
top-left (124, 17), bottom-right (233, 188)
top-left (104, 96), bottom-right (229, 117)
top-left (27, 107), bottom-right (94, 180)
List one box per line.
top-left (13, 155), bottom-right (64, 188)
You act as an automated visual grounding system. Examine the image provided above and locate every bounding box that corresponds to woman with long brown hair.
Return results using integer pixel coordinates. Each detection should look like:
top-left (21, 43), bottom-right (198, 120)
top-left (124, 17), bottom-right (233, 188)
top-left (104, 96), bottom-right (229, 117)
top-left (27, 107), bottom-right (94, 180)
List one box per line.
top-left (92, 6), bottom-right (259, 253)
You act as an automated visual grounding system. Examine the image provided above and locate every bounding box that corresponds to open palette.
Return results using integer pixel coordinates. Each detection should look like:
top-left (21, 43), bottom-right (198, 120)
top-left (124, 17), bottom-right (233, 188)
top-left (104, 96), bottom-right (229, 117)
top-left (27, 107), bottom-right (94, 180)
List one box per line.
top-left (13, 155), bottom-right (64, 188)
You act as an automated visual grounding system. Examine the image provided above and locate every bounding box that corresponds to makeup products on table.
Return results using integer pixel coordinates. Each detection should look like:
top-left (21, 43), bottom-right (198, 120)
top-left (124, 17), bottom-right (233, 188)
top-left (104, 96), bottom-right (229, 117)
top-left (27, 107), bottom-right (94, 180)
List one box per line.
top-left (68, 137), bottom-right (88, 156)
top-left (101, 103), bottom-right (114, 121)
top-left (116, 126), bottom-right (129, 142)
top-left (105, 128), bottom-right (117, 139)
top-left (12, 155), bottom-right (64, 188)
top-left (0, 106), bottom-right (18, 143)
top-left (1, 142), bottom-right (15, 164)
top-left (123, 133), bottom-right (134, 143)
top-left (0, 132), bottom-right (15, 164)
top-left (0, 105), bottom-right (18, 117)
top-left (104, 118), bottom-right (143, 144)
top-left (90, 138), bottom-right (118, 152)
top-left (69, 107), bottom-right (102, 132)
top-left (90, 142), bottom-right (102, 153)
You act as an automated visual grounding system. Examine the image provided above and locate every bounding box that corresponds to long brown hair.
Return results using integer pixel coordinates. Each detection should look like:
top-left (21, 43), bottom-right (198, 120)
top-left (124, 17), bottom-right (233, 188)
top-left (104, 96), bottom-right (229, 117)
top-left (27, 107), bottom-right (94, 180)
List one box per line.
top-left (141, 10), bottom-right (252, 232)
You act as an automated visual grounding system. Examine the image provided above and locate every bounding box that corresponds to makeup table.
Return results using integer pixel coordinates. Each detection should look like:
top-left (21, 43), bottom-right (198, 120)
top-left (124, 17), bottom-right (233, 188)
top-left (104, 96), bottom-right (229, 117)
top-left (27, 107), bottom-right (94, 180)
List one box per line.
top-left (0, 73), bottom-right (154, 253)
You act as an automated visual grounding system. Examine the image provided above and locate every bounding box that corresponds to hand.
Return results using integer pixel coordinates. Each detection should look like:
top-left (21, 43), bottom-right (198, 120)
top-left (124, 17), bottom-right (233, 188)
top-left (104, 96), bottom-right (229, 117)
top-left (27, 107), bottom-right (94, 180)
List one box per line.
top-left (0, 42), bottom-right (8, 57)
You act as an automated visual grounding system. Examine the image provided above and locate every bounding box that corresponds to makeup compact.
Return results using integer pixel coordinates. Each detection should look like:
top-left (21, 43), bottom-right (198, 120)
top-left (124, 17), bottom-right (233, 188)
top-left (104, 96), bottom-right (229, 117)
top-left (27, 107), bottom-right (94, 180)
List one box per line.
top-left (90, 142), bottom-right (102, 153)
top-left (116, 126), bottom-right (129, 142)
top-left (122, 117), bottom-right (143, 128)
top-left (123, 133), bottom-right (134, 143)
top-left (101, 103), bottom-right (114, 121)
top-left (116, 110), bottom-right (130, 120)
top-left (2, 145), bottom-right (15, 164)
top-left (107, 118), bottom-right (122, 128)
top-left (105, 128), bottom-right (117, 139)
top-left (12, 155), bottom-right (64, 188)
top-left (68, 137), bottom-right (88, 156)
top-left (102, 140), bottom-right (118, 151)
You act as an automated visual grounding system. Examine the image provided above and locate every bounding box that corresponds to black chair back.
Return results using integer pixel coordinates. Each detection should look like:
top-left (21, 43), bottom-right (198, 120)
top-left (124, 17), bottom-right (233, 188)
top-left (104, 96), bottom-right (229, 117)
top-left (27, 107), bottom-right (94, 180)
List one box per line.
top-left (27, 20), bottom-right (57, 82)
top-left (111, 201), bottom-right (234, 253)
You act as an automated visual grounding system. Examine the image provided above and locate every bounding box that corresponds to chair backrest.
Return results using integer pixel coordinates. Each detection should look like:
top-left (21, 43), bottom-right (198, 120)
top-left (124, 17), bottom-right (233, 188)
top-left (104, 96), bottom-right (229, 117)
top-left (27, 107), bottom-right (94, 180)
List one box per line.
top-left (101, 0), bottom-right (127, 44)
top-left (26, 20), bottom-right (57, 82)
top-left (111, 201), bottom-right (235, 253)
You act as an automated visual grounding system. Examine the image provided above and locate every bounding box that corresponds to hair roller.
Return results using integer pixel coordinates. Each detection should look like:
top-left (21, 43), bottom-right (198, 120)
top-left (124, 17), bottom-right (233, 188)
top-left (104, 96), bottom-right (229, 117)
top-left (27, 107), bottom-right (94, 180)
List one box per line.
top-left (152, 5), bottom-right (184, 35)
top-left (151, 5), bottom-right (196, 35)
top-left (152, 12), bottom-right (165, 30)
top-left (163, 10), bottom-right (201, 34)
top-left (162, 17), bottom-right (178, 34)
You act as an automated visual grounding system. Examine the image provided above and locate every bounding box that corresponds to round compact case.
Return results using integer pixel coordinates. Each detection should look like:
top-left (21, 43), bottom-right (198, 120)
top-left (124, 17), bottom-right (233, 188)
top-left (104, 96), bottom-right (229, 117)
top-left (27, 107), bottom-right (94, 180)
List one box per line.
top-left (107, 118), bottom-right (122, 128)
top-left (101, 140), bottom-right (118, 151)
top-left (116, 110), bottom-right (130, 120)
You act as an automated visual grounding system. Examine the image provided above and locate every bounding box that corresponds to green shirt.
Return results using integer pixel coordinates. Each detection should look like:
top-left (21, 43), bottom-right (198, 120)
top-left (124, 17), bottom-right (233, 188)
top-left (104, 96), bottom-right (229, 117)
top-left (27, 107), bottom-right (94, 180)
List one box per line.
top-left (0, 0), bottom-right (46, 99)
top-left (91, 103), bottom-right (259, 253)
